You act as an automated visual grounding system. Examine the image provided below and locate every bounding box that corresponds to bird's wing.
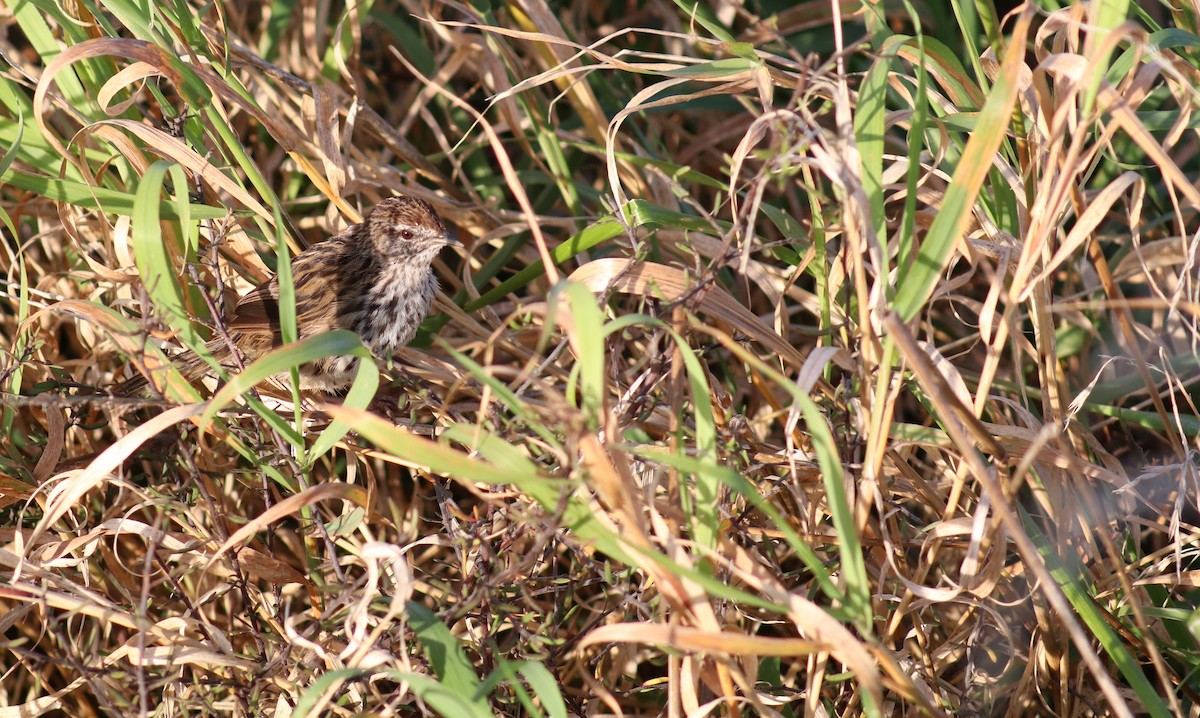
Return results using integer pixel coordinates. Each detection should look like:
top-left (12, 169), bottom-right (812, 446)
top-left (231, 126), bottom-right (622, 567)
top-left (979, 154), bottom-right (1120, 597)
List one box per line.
top-left (226, 278), bottom-right (280, 333)
top-left (228, 245), bottom-right (340, 335)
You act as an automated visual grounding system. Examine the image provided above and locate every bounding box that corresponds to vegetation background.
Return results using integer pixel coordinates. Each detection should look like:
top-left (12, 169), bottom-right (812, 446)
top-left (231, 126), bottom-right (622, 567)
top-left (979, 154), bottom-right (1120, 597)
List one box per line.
top-left (1, 0), bottom-right (1199, 715)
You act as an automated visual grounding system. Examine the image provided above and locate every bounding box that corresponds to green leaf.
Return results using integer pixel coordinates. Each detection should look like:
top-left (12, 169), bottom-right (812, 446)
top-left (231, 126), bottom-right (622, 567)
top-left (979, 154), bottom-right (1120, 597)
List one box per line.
top-left (855, 58), bottom-right (889, 248)
top-left (309, 407), bottom-right (810, 618)
top-left (464, 200), bottom-right (733, 314)
top-left (132, 161), bottom-right (204, 348)
top-left (463, 214), bottom-right (625, 312)
top-left (9, 0), bottom-right (90, 103)
top-left (891, 21), bottom-right (1027, 322)
top-left (1025, 512), bottom-right (1171, 718)
top-left (306, 360), bottom-right (379, 466)
top-left (515, 662), bottom-right (568, 718)
top-left (671, 327), bottom-right (719, 551)
top-left (1, 170), bottom-right (227, 218)
top-left (663, 57), bottom-right (757, 78)
top-left (199, 331), bottom-right (370, 432)
top-left (796, 393), bottom-right (872, 627)
top-left (290, 668), bottom-right (367, 718)
top-left (670, 0), bottom-right (735, 43)
top-left (603, 313), bottom-right (719, 550)
top-left (441, 345), bottom-right (561, 447)
top-left (384, 673), bottom-right (495, 718)
top-left (0, 105), bottom-right (23, 181)
top-left (897, 2), bottom-right (930, 280)
top-left (1082, 0), bottom-right (1131, 116)
top-left (551, 282), bottom-right (606, 420)
top-left (407, 601), bottom-right (491, 716)
top-left (97, 0), bottom-right (173, 46)
top-left (627, 446), bottom-right (843, 616)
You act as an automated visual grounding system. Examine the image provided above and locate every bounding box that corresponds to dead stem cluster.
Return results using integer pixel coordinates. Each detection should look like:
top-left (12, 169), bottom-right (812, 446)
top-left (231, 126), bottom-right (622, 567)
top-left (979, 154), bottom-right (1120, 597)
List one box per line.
top-left (2, 0), bottom-right (1200, 716)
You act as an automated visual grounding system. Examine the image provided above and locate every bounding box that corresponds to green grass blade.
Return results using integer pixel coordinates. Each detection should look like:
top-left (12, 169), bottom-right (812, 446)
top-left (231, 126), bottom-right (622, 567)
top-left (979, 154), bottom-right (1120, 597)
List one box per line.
top-left (552, 282), bottom-right (606, 421)
top-left (892, 18), bottom-right (1028, 322)
top-left (1082, 0), bottom-right (1131, 116)
top-left (406, 601), bottom-right (491, 715)
top-left (856, 57), bottom-right (888, 247)
top-left (515, 662), bottom-right (568, 718)
top-left (132, 161), bottom-right (204, 348)
top-left (796, 393), bottom-right (872, 627)
top-left (1, 169), bottom-right (226, 218)
top-left (307, 360), bottom-right (379, 466)
top-left (200, 330), bottom-right (370, 432)
top-left (1024, 512), bottom-right (1171, 718)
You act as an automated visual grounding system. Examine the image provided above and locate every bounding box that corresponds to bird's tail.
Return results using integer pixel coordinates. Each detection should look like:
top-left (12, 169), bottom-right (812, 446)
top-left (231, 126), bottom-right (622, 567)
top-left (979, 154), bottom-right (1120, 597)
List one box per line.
top-left (113, 372), bottom-right (151, 396)
top-left (115, 350), bottom-right (215, 396)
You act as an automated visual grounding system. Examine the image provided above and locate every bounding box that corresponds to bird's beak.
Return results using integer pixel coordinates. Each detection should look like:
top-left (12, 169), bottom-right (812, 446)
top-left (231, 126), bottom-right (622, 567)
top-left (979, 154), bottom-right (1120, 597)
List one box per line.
top-left (441, 229), bottom-right (463, 248)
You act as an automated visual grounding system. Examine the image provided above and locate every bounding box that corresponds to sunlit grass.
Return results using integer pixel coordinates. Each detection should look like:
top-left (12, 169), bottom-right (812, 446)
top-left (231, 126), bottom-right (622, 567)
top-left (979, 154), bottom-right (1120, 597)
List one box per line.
top-left (2, 0), bottom-right (1200, 715)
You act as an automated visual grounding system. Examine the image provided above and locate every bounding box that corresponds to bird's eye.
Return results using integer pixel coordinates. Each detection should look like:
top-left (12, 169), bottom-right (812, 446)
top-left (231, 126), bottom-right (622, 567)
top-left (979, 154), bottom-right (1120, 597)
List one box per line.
top-left (401, 229), bottom-right (414, 240)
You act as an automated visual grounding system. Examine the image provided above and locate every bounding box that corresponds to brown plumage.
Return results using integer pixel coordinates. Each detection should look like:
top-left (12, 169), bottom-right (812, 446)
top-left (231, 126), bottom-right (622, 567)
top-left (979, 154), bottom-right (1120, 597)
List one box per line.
top-left (123, 195), bottom-right (459, 394)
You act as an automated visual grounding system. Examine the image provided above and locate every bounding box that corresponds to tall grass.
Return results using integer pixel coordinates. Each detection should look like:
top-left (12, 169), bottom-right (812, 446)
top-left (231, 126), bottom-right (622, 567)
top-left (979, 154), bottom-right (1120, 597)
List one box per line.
top-left (2, 0), bottom-right (1200, 715)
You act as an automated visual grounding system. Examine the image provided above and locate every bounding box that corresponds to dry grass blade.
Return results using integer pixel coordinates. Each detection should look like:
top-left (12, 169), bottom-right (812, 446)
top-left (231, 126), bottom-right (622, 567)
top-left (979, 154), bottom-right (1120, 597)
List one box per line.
top-left (23, 403), bottom-right (205, 551)
top-left (203, 481), bottom-right (367, 572)
top-left (3, 1), bottom-right (1199, 715)
top-left (579, 622), bottom-right (830, 656)
top-left (570, 257), bottom-right (850, 374)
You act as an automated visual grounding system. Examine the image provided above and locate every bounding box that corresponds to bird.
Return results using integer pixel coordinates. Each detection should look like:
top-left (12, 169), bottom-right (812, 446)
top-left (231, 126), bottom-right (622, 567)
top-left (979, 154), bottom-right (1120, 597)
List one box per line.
top-left (121, 195), bottom-right (460, 394)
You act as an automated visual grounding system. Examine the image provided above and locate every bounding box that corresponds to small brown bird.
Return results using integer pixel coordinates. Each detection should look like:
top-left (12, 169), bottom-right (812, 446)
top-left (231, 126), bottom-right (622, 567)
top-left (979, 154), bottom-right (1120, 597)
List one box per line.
top-left (124, 195), bottom-right (459, 394)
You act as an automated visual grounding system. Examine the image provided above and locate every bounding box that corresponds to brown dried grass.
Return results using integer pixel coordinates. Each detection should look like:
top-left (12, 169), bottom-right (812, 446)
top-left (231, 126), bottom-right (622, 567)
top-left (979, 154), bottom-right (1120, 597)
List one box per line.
top-left (2, 0), bottom-right (1200, 716)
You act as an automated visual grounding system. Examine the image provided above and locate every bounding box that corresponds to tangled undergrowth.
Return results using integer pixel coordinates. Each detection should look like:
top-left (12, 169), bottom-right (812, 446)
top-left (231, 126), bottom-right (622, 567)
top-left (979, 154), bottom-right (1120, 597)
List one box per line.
top-left (3, 0), bottom-right (1200, 715)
